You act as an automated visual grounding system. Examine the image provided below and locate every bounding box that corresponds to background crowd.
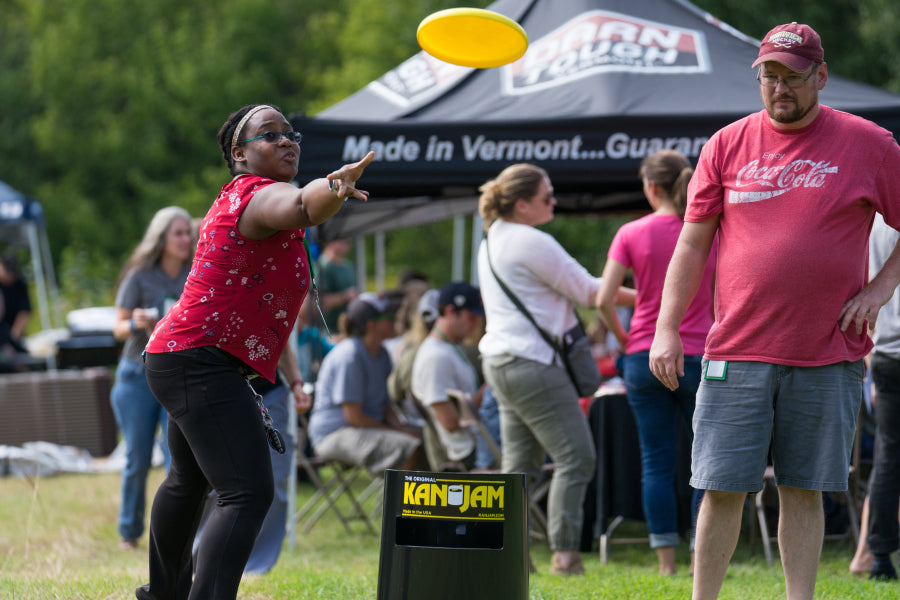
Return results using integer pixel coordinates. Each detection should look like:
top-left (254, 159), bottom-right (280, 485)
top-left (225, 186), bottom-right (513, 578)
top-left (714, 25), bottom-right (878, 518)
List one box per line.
top-left (3, 17), bottom-right (900, 595)
top-left (4, 149), bottom-right (895, 592)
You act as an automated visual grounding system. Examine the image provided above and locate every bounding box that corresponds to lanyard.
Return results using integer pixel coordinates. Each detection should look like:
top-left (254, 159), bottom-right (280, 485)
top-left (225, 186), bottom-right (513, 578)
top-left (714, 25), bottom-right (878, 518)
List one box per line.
top-left (303, 236), bottom-right (331, 338)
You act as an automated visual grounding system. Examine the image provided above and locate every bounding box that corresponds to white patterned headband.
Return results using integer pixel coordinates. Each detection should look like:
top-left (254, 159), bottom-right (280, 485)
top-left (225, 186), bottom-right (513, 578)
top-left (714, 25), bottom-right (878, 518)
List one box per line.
top-left (231, 105), bottom-right (275, 149)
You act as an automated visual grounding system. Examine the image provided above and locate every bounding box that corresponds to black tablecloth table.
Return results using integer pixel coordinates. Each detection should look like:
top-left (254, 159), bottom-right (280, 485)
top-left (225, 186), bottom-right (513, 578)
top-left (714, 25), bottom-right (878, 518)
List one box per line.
top-left (581, 393), bottom-right (693, 562)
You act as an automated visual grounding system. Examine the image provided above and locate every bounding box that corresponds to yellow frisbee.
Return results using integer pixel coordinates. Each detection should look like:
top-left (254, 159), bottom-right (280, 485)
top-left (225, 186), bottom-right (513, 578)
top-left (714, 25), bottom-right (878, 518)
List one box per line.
top-left (417, 8), bottom-right (528, 69)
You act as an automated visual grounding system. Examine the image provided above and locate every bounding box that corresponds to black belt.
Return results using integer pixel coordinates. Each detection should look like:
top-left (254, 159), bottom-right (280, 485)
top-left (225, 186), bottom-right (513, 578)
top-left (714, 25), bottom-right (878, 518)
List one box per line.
top-left (203, 346), bottom-right (259, 380)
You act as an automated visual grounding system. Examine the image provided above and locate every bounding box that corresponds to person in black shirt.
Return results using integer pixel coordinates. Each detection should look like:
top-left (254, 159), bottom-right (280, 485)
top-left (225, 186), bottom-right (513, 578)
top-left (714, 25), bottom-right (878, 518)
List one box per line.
top-left (0, 256), bottom-right (31, 355)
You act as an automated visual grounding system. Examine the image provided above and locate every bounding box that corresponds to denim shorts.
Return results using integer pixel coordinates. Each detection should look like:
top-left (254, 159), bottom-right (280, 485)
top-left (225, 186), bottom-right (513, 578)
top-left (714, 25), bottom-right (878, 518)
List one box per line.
top-left (691, 359), bottom-right (863, 493)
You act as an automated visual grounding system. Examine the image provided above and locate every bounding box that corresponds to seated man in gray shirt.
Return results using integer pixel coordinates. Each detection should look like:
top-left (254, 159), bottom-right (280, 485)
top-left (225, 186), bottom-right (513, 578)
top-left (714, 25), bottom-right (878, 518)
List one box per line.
top-left (308, 293), bottom-right (421, 474)
top-left (411, 282), bottom-right (486, 470)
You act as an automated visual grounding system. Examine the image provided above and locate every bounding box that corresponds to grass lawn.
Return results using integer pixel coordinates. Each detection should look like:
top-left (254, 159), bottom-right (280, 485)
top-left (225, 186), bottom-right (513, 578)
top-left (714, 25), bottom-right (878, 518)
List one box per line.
top-left (0, 467), bottom-right (885, 599)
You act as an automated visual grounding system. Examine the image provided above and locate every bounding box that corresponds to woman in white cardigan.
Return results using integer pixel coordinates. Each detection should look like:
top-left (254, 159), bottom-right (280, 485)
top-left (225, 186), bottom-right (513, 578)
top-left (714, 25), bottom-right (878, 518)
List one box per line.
top-left (477, 163), bottom-right (633, 575)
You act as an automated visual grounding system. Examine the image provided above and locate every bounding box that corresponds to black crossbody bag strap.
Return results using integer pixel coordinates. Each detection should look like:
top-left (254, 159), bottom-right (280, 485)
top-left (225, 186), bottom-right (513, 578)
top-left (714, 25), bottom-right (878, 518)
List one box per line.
top-left (484, 234), bottom-right (563, 358)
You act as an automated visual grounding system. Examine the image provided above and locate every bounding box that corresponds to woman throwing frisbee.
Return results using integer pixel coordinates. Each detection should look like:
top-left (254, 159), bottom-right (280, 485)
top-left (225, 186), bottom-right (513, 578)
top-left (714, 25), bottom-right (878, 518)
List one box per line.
top-left (137, 104), bottom-right (374, 600)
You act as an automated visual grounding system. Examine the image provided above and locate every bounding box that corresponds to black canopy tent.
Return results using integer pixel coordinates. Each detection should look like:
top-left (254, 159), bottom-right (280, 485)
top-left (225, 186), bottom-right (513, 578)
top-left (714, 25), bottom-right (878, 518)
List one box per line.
top-left (290, 0), bottom-right (900, 242)
top-left (0, 180), bottom-right (63, 367)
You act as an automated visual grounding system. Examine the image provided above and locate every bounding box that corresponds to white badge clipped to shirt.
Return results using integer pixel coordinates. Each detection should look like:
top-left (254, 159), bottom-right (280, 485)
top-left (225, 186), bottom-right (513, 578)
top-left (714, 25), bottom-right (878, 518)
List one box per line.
top-left (705, 360), bottom-right (728, 380)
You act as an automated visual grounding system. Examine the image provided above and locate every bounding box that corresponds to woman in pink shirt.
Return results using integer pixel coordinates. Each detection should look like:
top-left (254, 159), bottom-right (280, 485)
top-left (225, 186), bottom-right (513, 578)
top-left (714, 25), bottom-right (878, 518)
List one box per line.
top-left (597, 150), bottom-right (716, 576)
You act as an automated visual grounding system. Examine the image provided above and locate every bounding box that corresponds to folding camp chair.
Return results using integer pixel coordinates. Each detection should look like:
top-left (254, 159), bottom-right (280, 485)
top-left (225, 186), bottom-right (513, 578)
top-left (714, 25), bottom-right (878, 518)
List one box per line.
top-left (446, 389), bottom-right (553, 542)
top-left (752, 464), bottom-right (860, 568)
top-left (448, 389), bottom-right (501, 468)
top-left (407, 393), bottom-right (469, 472)
top-left (750, 412), bottom-right (864, 567)
top-left (287, 413), bottom-right (383, 545)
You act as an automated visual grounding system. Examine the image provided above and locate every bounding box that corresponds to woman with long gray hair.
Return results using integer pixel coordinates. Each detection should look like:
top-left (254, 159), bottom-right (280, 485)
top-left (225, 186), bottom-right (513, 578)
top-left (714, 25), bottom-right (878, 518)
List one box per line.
top-left (110, 205), bottom-right (194, 551)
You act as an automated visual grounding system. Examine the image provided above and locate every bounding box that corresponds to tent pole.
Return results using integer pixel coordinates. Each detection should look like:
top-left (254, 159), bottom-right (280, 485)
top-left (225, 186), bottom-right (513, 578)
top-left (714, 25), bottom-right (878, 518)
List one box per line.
top-left (471, 215), bottom-right (484, 285)
top-left (38, 220), bottom-right (63, 329)
top-left (452, 216), bottom-right (465, 281)
top-left (26, 223), bottom-right (57, 370)
top-left (375, 232), bottom-right (385, 292)
top-left (285, 326), bottom-right (298, 549)
top-left (354, 236), bottom-right (366, 293)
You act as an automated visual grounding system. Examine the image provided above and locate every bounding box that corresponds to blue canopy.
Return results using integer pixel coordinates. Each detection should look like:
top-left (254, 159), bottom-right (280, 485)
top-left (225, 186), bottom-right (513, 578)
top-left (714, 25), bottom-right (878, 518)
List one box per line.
top-left (0, 181), bottom-right (46, 244)
top-left (0, 180), bottom-right (62, 344)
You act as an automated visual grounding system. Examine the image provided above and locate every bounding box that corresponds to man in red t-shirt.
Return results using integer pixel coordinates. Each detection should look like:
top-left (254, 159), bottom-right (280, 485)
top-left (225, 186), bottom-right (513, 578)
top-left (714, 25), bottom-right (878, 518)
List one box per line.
top-left (649, 23), bottom-right (900, 600)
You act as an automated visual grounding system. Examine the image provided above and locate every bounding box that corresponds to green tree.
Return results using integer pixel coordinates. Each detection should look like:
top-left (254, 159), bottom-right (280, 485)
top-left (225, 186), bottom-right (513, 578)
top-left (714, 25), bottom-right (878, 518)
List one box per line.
top-left (0, 0), bottom-right (43, 193)
top-left (15, 0), bottom-right (489, 302)
top-left (857, 0), bottom-right (900, 92)
top-left (308, 0), bottom-right (489, 113)
top-left (19, 0), bottom-right (346, 302)
top-left (2, 0), bottom-right (898, 308)
top-left (693, 0), bottom-right (900, 91)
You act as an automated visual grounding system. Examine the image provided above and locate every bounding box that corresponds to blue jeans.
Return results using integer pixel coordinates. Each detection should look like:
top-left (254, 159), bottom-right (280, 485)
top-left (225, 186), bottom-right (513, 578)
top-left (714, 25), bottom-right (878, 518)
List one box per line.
top-left (867, 352), bottom-right (900, 555)
top-left (623, 352), bottom-right (702, 548)
top-left (110, 356), bottom-right (170, 542)
top-left (475, 386), bottom-right (502, 469)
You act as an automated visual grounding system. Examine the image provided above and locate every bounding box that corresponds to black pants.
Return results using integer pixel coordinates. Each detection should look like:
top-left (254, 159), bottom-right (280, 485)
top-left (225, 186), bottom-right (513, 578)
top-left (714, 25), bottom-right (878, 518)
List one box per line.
top-left (138, 348), bottom-right (274, 600)
top-left (867, 352), bottom-right (900, 555)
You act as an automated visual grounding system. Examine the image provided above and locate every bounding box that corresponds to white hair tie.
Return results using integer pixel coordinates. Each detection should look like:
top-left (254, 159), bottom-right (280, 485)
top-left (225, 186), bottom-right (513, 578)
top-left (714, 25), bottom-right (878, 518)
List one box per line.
top-left (231, 105), bottom-right (275, 149)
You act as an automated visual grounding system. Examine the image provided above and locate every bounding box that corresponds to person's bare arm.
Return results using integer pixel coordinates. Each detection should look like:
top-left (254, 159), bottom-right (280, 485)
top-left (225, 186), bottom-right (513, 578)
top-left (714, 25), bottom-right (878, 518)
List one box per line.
top-left (239, 151), bottom-right (375, 239)
top-left (596, 258), bottom-right (629, 349)
top-left (277, 341), bottom-right (311, 414)
top-left (614, 286), bottom-right (636, 306)
top-left (112, 306), bottom-right (158, 342)
top-left (431, 401), bottom-right (462, 433)
top-left (10, 310), bottom-right (30, 340)
top-left (649, 217), bottom-right (719, 390)
top-left (342, 401), bottom-right (389, 429)
top-left (840, 237), bottom-right (900, 335)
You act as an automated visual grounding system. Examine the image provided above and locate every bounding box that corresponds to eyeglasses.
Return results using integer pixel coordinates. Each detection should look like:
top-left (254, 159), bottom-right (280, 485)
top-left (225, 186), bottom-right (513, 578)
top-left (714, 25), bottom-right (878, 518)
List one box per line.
top-left (757, 70), bottom-right (815, 89)
top-left (237, 130), bottom-right (302, 145)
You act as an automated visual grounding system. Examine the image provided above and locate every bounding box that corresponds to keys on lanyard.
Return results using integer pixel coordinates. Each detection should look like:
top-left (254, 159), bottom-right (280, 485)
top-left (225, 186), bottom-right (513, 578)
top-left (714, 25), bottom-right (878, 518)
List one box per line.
top-left (246, 379), bottom-right (286, 454)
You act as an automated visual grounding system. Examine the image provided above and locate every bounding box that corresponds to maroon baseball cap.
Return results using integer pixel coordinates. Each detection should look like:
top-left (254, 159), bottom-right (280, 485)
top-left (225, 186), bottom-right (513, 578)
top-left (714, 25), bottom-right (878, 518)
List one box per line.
top-left (752, 22), bottom-right (824, 73)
